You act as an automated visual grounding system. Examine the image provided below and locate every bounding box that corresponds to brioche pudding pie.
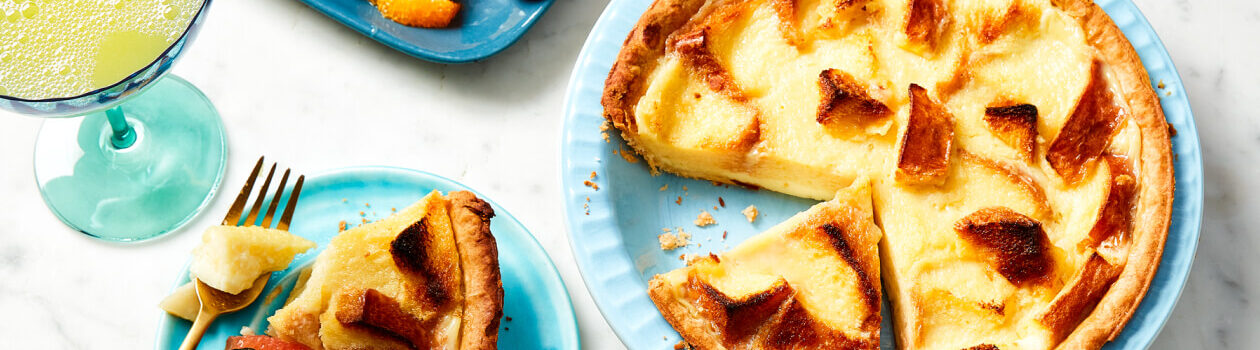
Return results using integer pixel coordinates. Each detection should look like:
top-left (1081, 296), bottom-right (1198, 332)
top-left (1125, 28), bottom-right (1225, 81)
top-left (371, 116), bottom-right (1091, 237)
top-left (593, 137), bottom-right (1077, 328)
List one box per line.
top-left (603, 0), bottom-right (1174, 348)
top-left (267, 190), bottom-right (504, 350)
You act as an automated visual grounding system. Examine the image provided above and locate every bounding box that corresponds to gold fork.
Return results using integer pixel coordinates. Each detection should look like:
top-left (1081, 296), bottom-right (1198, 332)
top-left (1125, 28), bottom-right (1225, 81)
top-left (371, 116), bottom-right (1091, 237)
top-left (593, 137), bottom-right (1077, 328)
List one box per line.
top-left (179, 156), bottom-right (305, 350)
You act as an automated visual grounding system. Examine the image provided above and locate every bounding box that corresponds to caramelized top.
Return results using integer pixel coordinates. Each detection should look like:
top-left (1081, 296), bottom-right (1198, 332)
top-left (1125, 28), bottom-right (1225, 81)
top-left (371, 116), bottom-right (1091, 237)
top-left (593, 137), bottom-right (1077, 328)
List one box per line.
top-left (897, 84), bottom-right (955, 185)
top-left (816, 69), bottom-right (893, 128)
top-left (984, 103), bottom-right (1039, 163)
top-left (905, 0), bottom-right (948, 49)
top-left (671, 27), bottom-right (747, 101)
top-left (690, 275), bottom-right (795, 343)
top-left (977, 0), bottom-right (1036, 44)
top-left (765, 298), bottom-right (871, 349)
top-left (1047, 61), bottom-right (1127, 185)
top-left (819, 223), bottom-right (881, 314)
top-left (391, 218), bottom-right (460, 306)
top-left (954, 207), bottom-right (1053, 286)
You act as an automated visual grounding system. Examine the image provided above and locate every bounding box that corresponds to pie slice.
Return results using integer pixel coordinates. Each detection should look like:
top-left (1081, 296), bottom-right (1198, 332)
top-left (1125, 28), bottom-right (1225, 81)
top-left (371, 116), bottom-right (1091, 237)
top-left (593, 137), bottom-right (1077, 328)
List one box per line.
top-left (649, 180), bottom-right (882, 349)
top-left (606, 0), bottom-right (1173, 348)
top-left (267, 190), bottom-right (503, 350)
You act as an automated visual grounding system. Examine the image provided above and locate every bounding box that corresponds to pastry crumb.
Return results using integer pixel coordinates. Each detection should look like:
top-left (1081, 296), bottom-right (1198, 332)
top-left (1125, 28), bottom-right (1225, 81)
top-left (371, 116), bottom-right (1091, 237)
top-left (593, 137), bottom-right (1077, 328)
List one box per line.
top-left (359, 211), bottom-right (365, 216)
top-left (589, 171), bottom-right (597, 180)
top-left (718, 197), bottom-right (725, 207)
top-left (675, 196), bottom-right (683, 205)
top-left (600, 121), bottom-right (610, 131)
top-left (722, 231), bottom-right (728, 239)
top-left (1157, 80), bottom-right (1165, 89)
top-left (506, 316), bottom-right (513, 322)
top-left (619, 149), bottom-right (640, 163)
top-left (391, 207), bottom-right (396, 212)
top-left (584, 180), bottom-right (600, 191)
top-left (682, 185), bottom-right (688, 192)
top-left (241, 326), bottom-right (256, 336)
top-left (341, 198), bottom-right (348, 203)
top-left (361, 218), bottom-right (369, 224)
top-left (742, 205), bottom-right (759, 223)
top-left (658, 229), bottom-right (691, 250)
top-left (364, 203), bottom-right (370, 208)
top-left (602, 133), bottom-right (610, 143)
top-left (338, 221), bottom-right (347, 232)
top-left (694, 210), bottom-right (716, 227)
top-left (659, 184), bottom-right (668, 191)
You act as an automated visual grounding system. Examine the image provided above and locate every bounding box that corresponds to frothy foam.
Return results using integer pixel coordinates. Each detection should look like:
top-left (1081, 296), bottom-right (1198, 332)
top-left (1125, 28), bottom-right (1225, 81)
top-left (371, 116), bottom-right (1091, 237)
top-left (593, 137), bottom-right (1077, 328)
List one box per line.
top-left (0, 0), bottom-right (202, 99)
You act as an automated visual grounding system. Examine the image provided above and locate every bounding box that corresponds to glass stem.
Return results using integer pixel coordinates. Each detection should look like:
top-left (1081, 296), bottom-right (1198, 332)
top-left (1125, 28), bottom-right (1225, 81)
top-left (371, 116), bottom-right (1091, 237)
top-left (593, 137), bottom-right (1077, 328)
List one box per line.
top-left (106, 106), bottom-right (136, 149)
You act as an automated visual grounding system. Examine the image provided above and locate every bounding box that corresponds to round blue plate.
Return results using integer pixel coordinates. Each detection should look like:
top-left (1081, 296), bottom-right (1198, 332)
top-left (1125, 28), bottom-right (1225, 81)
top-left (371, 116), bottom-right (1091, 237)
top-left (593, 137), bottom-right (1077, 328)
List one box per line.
top-left (296, 0), bottom-right (555, 63)
top-left (560, 0), bottom-right (1203, 349)
top-left (156, 166), bottom-right (579, 349)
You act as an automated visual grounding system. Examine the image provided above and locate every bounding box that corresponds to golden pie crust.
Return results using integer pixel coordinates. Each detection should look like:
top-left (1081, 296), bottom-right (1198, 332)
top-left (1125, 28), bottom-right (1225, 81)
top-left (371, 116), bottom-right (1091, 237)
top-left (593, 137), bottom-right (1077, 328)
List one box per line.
top-left (602, 0), bottom-right (1174, 348)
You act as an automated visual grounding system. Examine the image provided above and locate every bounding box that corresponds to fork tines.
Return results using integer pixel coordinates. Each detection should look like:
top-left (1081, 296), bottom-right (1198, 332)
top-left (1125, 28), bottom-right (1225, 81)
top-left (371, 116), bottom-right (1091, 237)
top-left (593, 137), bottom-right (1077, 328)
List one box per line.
top-left (223, 156), bottom-right (304, 230)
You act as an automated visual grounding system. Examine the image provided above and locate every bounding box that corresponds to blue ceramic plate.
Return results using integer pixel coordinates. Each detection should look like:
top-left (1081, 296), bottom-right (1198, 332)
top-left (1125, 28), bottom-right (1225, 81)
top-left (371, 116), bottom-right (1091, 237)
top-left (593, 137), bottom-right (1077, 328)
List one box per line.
top-left (560, 0), bottom-right (1203, 349)
top-left (296, 0), bottom-right (554, 63)
top-left (156, 167), bottom-right (579, 349)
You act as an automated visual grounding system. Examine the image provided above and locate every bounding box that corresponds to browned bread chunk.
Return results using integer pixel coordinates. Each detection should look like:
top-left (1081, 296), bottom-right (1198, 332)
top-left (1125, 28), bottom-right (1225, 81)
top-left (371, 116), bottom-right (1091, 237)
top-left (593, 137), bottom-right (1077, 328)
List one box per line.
top-left (984, 103), bottom-right (1039, 163)
top-left (896, 84), bottom-right (955, 185)
top-left (816, 69), bottom-right (892, 128)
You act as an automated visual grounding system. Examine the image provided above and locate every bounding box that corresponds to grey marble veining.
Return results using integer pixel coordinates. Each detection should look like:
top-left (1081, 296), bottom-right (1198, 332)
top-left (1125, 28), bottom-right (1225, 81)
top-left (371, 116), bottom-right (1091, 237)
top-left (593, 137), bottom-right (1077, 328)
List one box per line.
top-left (0, 0), bottom-right (1252, 349)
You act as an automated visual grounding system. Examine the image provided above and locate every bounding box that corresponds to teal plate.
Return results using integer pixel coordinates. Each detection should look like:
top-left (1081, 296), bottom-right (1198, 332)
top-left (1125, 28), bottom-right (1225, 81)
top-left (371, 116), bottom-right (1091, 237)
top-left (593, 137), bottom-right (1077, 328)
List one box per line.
top-left (156, 167), bottom-right (579, 349)
top-left (560, 0), bottom-right (1202, 349)
top-left (295, 0), bottom-right (555, 63)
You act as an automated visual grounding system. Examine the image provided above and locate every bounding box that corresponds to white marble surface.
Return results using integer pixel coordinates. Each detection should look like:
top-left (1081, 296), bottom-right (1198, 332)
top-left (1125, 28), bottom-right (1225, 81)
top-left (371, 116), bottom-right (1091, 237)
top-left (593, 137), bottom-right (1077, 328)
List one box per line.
top-left (0, 0), bottom-right (1252, 349)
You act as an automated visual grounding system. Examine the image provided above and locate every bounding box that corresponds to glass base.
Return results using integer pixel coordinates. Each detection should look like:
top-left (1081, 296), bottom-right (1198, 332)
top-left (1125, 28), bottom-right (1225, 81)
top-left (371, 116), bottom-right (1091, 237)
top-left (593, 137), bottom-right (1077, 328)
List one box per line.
top-left (33, 75), bottom-right (226, 242)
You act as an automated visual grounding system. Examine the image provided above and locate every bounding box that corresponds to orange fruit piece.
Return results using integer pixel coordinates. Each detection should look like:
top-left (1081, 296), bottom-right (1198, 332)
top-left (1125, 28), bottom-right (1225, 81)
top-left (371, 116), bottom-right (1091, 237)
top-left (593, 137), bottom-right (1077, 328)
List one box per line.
top-left (373, 0), bottom-right (460, 28)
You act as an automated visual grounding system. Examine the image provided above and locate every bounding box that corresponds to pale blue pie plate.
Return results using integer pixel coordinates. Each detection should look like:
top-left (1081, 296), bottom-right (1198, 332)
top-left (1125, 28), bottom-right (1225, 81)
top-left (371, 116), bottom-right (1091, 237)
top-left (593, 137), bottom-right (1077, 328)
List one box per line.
top-left (296, 0), bottom-right (555, 63)
top-left (156, 167), bottom-right (579, 349)
top-left (560, 0), bottom-right (1203, 349)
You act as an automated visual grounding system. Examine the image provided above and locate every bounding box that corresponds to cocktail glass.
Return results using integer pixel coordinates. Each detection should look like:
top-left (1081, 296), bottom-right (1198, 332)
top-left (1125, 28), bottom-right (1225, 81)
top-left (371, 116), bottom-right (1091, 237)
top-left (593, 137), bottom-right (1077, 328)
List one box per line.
top-left (0, 0), bottom-right (224, 242)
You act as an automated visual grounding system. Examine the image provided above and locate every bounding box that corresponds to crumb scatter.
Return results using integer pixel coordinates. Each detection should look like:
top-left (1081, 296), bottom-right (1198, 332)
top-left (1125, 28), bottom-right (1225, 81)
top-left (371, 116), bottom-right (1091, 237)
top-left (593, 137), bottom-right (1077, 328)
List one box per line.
top-left (742, 205), bottom-right (759, 223)
top-left (694, 210), bottom-right (716, 227)
top-left (583, 180), bottom-right (600, 190)
top-left (658, 229), bottom-right (691, 250)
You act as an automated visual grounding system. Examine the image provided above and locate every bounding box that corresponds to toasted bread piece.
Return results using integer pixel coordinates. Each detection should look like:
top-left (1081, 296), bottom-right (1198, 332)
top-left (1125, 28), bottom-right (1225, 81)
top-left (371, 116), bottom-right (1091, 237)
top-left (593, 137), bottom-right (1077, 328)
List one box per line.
top-left (896, 84), bottom-right (955, 185)
top-left (984, 103), bottom-right (1038, 163)
top-left (649, 180), bottom-right (882, 349)
top-left (1047, 61), bottom-right (1127, 185)
top-left (816, 69), bottom-right (892, 128)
